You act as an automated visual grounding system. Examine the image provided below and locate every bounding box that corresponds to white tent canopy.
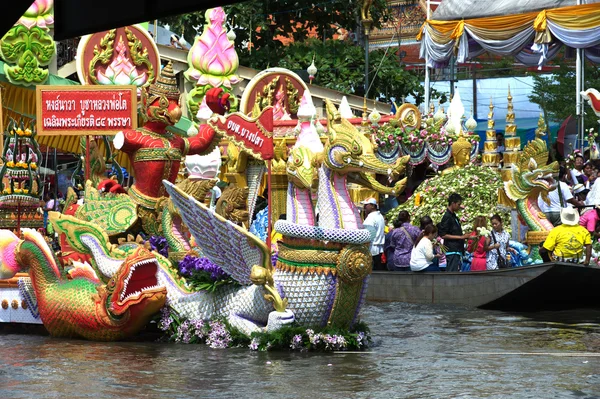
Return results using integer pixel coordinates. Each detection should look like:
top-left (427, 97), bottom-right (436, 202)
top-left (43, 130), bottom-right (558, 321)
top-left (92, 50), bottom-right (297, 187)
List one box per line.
top-left (432, 0), bottom-right (589, 21)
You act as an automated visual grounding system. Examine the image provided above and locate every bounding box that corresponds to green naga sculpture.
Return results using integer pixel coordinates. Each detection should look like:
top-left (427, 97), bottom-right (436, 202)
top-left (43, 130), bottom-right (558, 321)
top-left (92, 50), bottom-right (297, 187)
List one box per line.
top-left (0, 228), bottom-right (167, 341)
top-left (502, 138), bottom-right (558, 262)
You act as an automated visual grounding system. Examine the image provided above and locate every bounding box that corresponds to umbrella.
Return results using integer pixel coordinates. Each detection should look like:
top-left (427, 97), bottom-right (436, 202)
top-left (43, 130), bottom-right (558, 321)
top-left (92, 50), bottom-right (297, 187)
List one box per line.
top-left (556, 115), bottom-right (577, 156)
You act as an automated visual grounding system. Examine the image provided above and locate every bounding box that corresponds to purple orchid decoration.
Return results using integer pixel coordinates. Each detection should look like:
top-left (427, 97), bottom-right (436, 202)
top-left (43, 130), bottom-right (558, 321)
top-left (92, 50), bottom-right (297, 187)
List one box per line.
top-left (148, 236), bottom-right (169, 258)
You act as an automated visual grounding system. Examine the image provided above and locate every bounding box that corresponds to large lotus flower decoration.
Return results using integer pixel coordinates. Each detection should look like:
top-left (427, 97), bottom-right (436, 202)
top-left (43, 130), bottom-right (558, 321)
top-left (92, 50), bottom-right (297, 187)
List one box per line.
top-left (184, 7), bottom-right (240, 89)
top-left (97, 37), bottom-right (148, 87)
top-left (17, 0), bottom-right (54, 30)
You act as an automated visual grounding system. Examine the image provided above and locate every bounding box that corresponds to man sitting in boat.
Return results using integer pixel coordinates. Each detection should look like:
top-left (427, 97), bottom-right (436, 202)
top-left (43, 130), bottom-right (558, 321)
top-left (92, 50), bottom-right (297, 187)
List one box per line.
top-left (540, 208), bottom-right (592, 265)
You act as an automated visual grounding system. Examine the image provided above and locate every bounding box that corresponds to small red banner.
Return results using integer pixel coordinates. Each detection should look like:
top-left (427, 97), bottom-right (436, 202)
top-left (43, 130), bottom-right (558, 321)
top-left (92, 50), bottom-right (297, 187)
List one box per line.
top-left (209, 107), bottom-right (274, 160)
top-left (36, 85), bottom-right (138, 136)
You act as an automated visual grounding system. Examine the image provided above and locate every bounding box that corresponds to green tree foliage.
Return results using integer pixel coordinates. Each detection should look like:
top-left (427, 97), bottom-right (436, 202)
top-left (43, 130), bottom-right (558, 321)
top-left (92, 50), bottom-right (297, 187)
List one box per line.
top-left (158, 1), bottom-right (427, 103)
top-left (161, 1), bottom-right (391, 49)
top-left (529, 62), bottom-right (600, 127)
top-left (277, 38), bottom-right (424, 104)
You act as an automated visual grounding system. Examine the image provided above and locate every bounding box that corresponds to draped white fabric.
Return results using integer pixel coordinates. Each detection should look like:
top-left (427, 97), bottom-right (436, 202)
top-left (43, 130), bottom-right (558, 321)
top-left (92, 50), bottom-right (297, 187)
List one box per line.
top-left (547, 20), bottom-right (600, 48)
top-left (420, 29), bottom-right (458, 68)
top-left (419, 4), bottom-right (600, 65)
top-left (465, 26), bottom-right (535, 56)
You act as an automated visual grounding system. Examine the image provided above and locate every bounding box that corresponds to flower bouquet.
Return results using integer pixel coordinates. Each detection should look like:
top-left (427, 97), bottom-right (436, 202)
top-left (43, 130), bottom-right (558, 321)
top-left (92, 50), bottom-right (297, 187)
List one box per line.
top-left (373, 122), bottom-right (413, 153)
top-left (177, 254), bottom-right (239, 292)
top-left (433, 236), bottom-right (447, 254)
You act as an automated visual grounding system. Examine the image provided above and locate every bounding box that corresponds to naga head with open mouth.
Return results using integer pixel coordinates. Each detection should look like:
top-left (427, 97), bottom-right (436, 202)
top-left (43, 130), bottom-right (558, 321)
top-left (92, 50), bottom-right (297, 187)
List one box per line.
top-left (504, 139), bottom-right (559, 201)
top-left (104, 247), bottom-right (167, 324)
top-left (323, 99), bottom-right (409, 179)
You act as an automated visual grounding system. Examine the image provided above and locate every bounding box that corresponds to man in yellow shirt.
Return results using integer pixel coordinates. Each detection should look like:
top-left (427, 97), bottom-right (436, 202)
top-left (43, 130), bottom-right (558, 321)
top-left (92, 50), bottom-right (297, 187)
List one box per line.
top-left (542, 207), bottom-right (592, 265)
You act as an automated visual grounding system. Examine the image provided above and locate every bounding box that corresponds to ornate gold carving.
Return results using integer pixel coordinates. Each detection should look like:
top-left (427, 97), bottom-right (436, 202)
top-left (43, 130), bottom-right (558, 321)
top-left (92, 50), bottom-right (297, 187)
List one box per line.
top-left (285, 78), bottom-right (299, 115)
top-left (535, 113), bottom-right (548, 139)
top-left (226, 143), bottom-right (248, 173)
top-left (278, 246), bottom-right (339, 265)
top-left (137, 206), bottom-right (163, 236)
top-left (276, 262), bottom-right (336, 276)
top-left (487, 98), bottom-right (495, 129)
top-left (141, 62), bottom-right (181, 125)
top-left (128, 185), bottom-right (161, 210)
top-left (21, 300), bottom-right (27, 310)
top-left (272, 138), bottom-right (289, 174)
top-left (1, 299), bottom-right (8, 309)
top-left (336, 245), bottom-right (372, 284)
top-left (88, 29), bottom-right (117, 85)
top-left (259, 77), bottom-right (279, 111)
top-left (134, 147), bottom-right (182, 162)
top-left (395, 103), bottom-right (421, 129)
top-left (215, 185), bottom-right (249, 225)
top-left (11, 299), bottom-right (18, 310)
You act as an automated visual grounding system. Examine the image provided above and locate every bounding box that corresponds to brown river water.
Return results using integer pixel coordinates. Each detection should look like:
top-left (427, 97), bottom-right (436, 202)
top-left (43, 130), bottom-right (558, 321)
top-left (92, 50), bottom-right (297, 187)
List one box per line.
top-left (1, 302), bottom-right (600, 398)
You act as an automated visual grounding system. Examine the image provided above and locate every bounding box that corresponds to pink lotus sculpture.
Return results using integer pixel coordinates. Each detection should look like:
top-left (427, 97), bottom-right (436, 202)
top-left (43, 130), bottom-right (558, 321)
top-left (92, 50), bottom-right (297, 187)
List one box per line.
top-left (18, 0), bottom-right (54, 30)
top-left (96, 37), bottom-right (148, 88)
top-left (184, 7), bottom-right (240, 89)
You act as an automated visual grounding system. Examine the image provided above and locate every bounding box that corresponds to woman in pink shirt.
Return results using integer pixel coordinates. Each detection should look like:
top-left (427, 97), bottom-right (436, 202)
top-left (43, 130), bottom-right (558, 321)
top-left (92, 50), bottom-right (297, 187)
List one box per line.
top-left (579, 206), bottom-right (600, 238)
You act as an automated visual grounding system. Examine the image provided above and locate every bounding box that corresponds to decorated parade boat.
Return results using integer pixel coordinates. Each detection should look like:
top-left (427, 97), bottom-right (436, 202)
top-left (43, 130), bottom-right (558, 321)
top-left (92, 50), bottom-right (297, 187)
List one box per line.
top-left (2, 2), bottom-right (600, 350)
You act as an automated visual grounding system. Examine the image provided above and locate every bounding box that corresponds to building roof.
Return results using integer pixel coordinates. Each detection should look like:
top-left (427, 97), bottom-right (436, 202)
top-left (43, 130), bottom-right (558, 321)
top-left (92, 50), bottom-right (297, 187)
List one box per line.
top-left (431, 0), bottom-right (597, 21)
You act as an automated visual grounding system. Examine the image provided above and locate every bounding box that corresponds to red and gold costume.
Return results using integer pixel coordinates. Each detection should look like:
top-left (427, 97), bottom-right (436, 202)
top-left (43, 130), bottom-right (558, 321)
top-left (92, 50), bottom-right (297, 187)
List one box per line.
top-left (114, 62), bottom-right (219, 233)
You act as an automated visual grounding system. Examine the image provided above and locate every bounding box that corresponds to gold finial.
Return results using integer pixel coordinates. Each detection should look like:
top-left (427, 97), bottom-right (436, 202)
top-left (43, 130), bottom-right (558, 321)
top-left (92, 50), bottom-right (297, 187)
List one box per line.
top-left (429, 101), bottom-right (435, 115)
top-left (361, 97), bottom-right (368, 126)
top-left (487, 97), bottom-right (495, 130)
top-left (506, 85), bottom-right (515, 126)
top-left (535, 113), bottom-right (547, 138)
top-left (361, 0), bottom-right (374, 36)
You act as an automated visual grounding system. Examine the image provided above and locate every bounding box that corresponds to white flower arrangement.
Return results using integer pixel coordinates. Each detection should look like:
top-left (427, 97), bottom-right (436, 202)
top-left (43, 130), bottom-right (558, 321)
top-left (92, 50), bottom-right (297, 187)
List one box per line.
top-left (476, 226), bottom-right (491, 237)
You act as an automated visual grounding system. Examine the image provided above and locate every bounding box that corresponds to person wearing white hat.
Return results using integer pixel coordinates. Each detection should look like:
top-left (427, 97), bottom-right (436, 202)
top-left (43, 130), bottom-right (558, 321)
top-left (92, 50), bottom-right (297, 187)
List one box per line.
top-left (541, 207), bottom-right (592, 265)
top-left (538, 167), bottom-right (580, 227)
top-left (361, 197), bottom-right (386, 271)
top-left (573, 183), bottom-right (590, 203)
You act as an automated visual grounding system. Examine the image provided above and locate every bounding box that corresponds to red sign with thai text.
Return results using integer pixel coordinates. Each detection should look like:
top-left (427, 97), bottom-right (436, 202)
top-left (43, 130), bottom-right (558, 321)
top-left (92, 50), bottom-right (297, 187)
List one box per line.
top-left (36, 85), bottom-right (138, 136)
top-left (209, 107), bottom-right (274, 160)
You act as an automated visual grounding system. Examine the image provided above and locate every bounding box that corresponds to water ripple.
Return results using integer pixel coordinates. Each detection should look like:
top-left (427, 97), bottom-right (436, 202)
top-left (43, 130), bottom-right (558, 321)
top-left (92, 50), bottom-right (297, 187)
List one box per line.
top-left (0, 303), bottom-right (599, 398)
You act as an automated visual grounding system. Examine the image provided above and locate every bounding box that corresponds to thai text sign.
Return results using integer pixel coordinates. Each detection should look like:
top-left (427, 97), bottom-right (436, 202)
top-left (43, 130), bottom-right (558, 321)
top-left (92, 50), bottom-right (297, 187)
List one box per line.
top-left (209, 107), bottom-right (274, 160)
top-left (36, 85), bottom-right (138, 136)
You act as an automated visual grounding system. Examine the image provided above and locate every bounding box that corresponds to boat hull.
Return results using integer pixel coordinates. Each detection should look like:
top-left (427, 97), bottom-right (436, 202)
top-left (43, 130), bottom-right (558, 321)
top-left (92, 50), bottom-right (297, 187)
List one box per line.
top-left (366, 263), bottom-right (600, 311)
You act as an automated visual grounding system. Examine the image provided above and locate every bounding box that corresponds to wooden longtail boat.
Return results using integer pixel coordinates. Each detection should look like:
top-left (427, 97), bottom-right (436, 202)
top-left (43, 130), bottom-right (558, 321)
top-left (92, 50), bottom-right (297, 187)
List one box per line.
top-left (366, 263), bottom-right (600, 311)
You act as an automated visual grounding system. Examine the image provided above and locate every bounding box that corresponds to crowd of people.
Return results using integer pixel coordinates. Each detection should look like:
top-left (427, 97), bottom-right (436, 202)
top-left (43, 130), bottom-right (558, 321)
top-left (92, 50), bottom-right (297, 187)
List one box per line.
top-left (536, 152), bottom-right (600, 265)
top-left (365, 193), bottom-right (515, 273)
top-left (361, 152), bottom-right (600, 272)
